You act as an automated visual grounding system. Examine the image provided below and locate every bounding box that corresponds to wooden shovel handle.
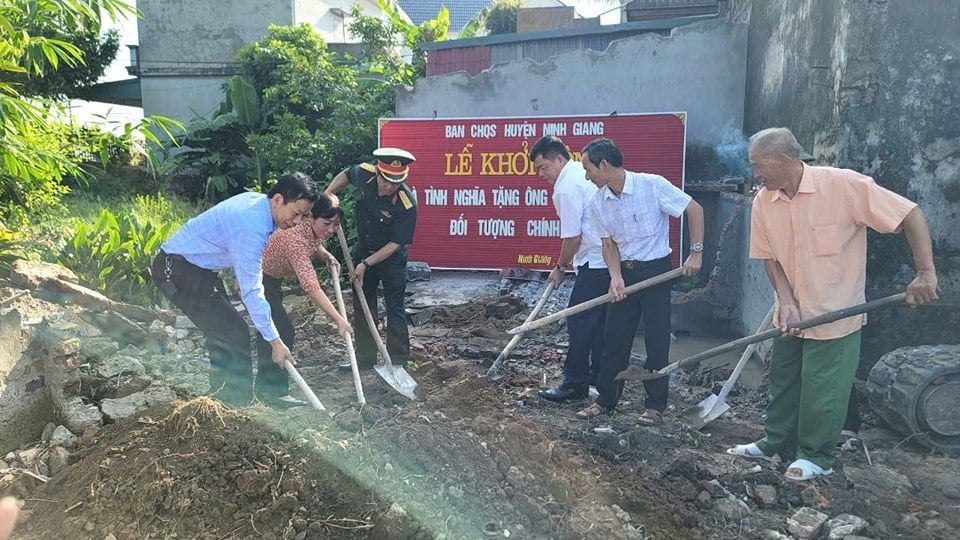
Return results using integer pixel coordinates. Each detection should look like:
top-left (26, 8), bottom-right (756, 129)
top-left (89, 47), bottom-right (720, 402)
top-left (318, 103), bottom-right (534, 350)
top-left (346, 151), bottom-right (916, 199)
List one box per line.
top-left (331, 260), bottom-right (365, 406)
top-left (336, 227), bottom-right (393, 366)
top-left (618, 293), bottom-right (908, 381)
top-left (507, 267), bottom-right (682, 335)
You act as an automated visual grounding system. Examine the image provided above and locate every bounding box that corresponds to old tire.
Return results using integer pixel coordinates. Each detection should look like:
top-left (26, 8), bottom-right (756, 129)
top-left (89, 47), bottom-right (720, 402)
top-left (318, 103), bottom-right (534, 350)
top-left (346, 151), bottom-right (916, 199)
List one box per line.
top-left (866, 345), bottom-right (960, 455)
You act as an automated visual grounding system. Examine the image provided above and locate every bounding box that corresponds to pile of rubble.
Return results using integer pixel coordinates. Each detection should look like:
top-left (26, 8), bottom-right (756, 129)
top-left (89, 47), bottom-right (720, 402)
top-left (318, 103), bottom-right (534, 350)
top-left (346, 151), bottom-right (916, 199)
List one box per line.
top-left (1, 260), bottom-right (212, 492)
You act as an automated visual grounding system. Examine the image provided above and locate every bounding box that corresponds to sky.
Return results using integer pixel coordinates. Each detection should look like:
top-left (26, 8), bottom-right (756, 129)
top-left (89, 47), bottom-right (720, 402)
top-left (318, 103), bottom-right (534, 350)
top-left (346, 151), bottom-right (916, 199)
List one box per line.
top-left (98, 0), bottom-right (624, 83)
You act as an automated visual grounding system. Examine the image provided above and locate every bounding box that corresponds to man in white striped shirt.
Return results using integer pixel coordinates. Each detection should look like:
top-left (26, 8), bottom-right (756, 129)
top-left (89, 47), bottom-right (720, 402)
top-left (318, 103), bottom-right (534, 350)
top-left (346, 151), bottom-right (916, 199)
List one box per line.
top-left (152, 173), bottom-right (318, 406)
top-left (576, 138), bottom-right (705, 425)
top-left (529, 136), bottom-right (610, 402)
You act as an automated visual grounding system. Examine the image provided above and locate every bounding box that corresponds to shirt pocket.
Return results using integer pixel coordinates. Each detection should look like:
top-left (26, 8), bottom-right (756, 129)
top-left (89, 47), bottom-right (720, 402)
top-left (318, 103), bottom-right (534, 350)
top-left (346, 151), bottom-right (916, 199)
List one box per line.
top-left (628, 210), bottom-right (657, 239)
top-left (811, 224), bottom-right (842, 256)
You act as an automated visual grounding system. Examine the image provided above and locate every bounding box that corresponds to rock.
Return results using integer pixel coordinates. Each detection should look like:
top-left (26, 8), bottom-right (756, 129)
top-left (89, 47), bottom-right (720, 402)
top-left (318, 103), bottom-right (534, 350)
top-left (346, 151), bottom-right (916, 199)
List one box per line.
top-left (50, 425), bottom-right (77, 448)
top-left (754, 484), bottom-right (778, 506)
top-left (941, 485), bottom-right (960, 500)
top-left (174, 316), bottom-right (196, 329)
top-left (715, 498), bottom-right (749, 520)
top-left (899, 513), bottom-right (920, 528)
top-left (93, 355), bottom-right (146, 379)
top-left (844, 465), bottom-right (916, 496)
top-left (801, 485), bottom-right (830, 509)
top-left (826, 514), bottom-right (868, 539)
top-left (447, 486), bottom-right (463, 498)
top-left (48, 447), bottom-right (72, 475)
top-left (100, 384), bottom-right (177, 422)
top-left (9, 260), bottom-right (79, 288)
top-left (79, 337), bottom-right (120, 360)
top-left (59, 398), bottom-right (104, 433)
top-left (174, 340), bottom-right (197, 354)
top-left (41, 423), bottom-right (57, 443)
top-left (175, 328), bottom-right (190, 340)
top-left (762, 530), bottom-right (791, 540)
top-left (148, 320), bottom-right (167, 333)
top-left (787, 507), bottom-right (829, 539)
top-left (406, 261), bottom-right (431, 282)
top-left (16, 448), bottom-right (44, 469)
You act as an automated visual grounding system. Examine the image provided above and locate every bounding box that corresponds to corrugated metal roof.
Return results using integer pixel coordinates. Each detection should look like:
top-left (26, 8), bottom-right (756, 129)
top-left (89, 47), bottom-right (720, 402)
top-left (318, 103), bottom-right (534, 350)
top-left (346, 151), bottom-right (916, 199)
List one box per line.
top-left (421, 14), bottom-right (715, 51)
top-left (397, 0), bottom-right (492, 31)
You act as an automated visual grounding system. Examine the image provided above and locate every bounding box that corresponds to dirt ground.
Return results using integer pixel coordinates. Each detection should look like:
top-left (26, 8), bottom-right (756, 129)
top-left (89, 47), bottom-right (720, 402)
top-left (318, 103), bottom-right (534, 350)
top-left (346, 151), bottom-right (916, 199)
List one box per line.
top-left (13, 278), bottom-right (960, 539)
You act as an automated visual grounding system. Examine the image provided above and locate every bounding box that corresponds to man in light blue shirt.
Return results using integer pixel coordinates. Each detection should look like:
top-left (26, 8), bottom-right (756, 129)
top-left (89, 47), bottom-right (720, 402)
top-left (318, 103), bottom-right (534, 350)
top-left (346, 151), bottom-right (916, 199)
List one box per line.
top-left (151, 172), bottom-right (317, 406)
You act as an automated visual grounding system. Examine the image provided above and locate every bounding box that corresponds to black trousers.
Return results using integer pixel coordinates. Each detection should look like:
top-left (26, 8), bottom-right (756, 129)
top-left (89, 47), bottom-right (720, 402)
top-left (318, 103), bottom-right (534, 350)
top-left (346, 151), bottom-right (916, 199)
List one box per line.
top-left (255, 274), bottom-right (293, 398)
top-left (151, 252), bottom-right (252, 405)
top-left (352, 248), bottom-right (408, 367)
top-left (561, 264), bottom-right (610, 388)
top-left (594, 256), bottom-right (673, 412)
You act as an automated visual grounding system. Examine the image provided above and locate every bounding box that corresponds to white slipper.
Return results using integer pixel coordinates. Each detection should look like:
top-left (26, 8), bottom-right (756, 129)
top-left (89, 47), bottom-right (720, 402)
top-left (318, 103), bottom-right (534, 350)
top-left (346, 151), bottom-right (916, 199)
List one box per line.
top-left (725, 443), bottom-right (772, 461)
top-left (784, 458), bottom-right (833, 481)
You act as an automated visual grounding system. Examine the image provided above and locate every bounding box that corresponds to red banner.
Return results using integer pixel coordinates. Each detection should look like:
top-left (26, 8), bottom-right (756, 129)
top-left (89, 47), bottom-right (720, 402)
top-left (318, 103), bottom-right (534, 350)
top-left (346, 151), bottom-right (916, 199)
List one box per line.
top-left (379, 113), bottom-right (687, 270)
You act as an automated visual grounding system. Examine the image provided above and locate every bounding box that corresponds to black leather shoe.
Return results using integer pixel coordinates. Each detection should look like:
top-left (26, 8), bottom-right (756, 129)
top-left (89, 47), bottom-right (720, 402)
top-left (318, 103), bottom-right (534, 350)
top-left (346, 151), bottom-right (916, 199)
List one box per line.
top-left (338, 362), bottom-right (374, 372)
top-left (539, 385), bottom-right (589, 403)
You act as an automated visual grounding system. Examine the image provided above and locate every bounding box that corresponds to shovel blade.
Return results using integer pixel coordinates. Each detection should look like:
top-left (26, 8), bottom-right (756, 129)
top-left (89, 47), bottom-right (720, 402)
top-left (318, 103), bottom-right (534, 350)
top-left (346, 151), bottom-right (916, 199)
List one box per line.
top-left (615, 365), bottom-right (667, 381)
top-left (375, 364), bottom-right (418, 400)
top-left (696, 399), bottom-right (731, 429)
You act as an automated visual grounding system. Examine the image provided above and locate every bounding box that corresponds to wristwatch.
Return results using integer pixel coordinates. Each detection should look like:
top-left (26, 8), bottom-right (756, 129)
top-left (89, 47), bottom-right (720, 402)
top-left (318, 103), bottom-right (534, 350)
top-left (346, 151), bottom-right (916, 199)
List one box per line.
top-left (690, 242), bottom-right (704, 253)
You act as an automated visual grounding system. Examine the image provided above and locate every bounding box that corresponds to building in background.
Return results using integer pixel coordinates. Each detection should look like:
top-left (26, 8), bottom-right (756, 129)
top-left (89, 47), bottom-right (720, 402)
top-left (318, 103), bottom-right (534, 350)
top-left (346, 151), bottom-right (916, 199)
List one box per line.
top-left (134, 0), bottom-right (409, 124)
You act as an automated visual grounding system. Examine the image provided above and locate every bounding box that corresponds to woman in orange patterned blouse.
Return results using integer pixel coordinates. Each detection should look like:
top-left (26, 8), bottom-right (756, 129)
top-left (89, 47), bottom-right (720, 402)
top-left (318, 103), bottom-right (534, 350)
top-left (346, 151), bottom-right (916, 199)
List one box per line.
top-left (257, 193), bottom-right (352, 407)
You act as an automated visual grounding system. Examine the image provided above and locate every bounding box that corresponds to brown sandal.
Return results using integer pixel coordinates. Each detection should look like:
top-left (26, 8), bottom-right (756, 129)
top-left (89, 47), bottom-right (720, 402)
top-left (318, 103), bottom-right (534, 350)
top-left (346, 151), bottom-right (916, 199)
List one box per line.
top-left (637, 409), bottom-right (663, 426)
top-left (576, 403), bottom-right (608, 419)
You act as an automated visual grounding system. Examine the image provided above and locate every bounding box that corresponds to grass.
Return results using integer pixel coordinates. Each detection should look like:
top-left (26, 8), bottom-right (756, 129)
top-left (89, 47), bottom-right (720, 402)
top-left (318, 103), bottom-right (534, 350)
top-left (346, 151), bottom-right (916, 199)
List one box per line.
top-left (23, 188), bottom-right (198, 255)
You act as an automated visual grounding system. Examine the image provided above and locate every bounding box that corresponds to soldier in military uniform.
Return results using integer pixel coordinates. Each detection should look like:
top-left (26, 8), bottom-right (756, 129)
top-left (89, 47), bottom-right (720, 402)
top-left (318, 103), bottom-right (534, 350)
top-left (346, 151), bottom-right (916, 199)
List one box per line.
top-left (325, 148), bottom-right (417, 370)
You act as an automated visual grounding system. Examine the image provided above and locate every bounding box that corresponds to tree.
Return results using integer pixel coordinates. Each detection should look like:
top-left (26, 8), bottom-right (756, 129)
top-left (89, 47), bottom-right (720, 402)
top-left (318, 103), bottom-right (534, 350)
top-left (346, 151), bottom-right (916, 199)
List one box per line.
top-left (486, 0), bottom-right (524, 35)
top-left (0, 0), bottom-right (136, 223)
top-left (7, 26), bottom-right (120, 98)
top-left (348, 0), bottom-right (449, 85)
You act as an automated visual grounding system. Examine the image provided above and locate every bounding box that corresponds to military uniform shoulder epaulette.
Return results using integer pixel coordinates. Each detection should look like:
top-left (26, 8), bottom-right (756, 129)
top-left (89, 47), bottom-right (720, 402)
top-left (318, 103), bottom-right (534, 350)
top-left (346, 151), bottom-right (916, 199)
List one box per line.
top-left (359, 162), bottom-right (378, 174)
top-left (398, 186), bottom-right (416, 210)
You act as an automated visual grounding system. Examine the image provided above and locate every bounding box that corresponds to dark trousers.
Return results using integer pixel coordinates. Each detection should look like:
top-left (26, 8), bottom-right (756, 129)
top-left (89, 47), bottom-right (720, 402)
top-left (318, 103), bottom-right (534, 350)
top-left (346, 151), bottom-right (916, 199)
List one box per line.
top-left (352, 249), bottom-right (408, 367)
top-left (151, 252), bottom-right (252, 405)
top-left (561, 264), bottom-right (610, 388)
top-left (255, 274), bottom-right (292, 398)
top-left (594, 256), bottom-right (673, 412)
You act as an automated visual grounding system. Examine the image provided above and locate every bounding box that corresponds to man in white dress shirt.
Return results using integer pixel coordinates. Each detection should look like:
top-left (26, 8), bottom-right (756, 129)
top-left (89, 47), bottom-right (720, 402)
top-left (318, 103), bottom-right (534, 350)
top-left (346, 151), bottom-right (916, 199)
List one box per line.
top-left (529, 135), bottom-right (610, 402)
top-left (576, 138), bottom-right (705, 425)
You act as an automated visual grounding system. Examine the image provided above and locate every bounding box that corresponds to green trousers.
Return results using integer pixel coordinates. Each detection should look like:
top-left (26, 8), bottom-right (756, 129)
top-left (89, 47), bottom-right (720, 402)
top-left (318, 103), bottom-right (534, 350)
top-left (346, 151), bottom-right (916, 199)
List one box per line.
top-left (757, 331), bottom-right (861, 470)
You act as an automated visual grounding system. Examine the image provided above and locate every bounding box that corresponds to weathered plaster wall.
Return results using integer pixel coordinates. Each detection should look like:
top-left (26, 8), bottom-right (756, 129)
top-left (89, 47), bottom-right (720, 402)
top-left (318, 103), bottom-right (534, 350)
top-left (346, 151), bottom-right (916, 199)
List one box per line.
top-left (740, 0), bottom-right (960, 369)
top-left (397, 18), bottom-right (748, 149)
top-left (137, 0), bottom-right (292, 122)
top-left (0, 310), bottom-right (51, 453)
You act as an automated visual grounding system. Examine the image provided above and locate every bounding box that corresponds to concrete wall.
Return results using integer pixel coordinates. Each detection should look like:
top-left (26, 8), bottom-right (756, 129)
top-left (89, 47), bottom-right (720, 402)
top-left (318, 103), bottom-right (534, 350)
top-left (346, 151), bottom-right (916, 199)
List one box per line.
top-left (0, 310), bottom-right (51, 453)
top-left (739, 0), bottom-right (960, 370)
top-left (140, 76), bottom-right (230, 122)
top-left (397, 18), bottom-right (748, 149)
top-left (137, 0), bottom-right (293, 121)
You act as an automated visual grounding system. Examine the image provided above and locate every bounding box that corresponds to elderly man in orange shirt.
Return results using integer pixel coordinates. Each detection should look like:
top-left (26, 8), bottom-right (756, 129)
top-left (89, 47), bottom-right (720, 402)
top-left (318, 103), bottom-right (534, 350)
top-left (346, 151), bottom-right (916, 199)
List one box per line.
top-left (727, 127), bottom-right (938, 481)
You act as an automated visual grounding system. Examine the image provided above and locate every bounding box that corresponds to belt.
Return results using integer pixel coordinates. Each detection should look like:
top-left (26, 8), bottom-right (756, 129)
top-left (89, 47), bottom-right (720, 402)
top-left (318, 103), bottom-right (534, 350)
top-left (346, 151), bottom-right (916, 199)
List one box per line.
top-left (621, 256), bottom-right (670, 270)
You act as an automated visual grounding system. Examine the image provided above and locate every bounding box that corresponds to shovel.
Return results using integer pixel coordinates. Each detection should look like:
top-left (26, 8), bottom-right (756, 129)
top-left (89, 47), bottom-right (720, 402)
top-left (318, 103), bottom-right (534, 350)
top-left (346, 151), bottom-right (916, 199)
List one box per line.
top-left (331, 261), bottom-right (366, 406)
top-left (681, 306), bottom-right (774, 429)
top-left (617, 292), bottom-right (909, 382)
top-left (507, 267), bottom-right (683, 335)
top-left (485, 281), bottom-right (556, 380)
top-left (336, 228), bottom-right (417, 400)
top-left (284, 361), bottom-right (326, 412)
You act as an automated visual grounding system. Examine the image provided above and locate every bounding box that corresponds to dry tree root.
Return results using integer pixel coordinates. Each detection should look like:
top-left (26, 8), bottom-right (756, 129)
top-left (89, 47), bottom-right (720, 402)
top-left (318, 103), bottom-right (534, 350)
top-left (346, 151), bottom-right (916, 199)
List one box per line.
top-left (161, 397), bottom-right (231, 438)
